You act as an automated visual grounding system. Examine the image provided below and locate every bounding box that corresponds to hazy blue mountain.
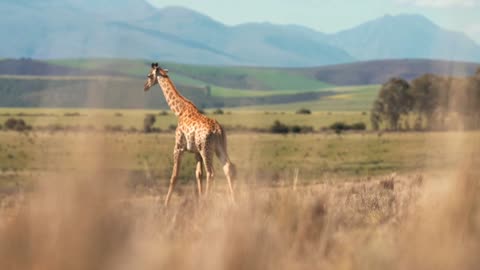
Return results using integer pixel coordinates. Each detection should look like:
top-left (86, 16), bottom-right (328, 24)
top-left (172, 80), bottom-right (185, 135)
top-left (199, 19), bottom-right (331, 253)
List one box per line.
top-left (1, 1), bottom-right (479, 66)
top-left (0, 2), bottom-right (353, 66)
top-left (330, 14), bottom-right (480, 62)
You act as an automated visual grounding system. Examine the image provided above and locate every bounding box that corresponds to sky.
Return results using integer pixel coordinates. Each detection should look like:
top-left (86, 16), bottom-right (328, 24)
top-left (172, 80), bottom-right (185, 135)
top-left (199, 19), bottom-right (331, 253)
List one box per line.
top-left (147, 0), bottom-right (480, 43)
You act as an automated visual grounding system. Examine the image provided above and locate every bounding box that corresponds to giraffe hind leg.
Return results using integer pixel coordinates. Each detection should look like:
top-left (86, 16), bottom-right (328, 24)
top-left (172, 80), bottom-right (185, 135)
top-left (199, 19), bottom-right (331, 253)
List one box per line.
top-left (201, 148), bottom-right (215, 197)
top-left (195, 153), bottom-right (203, 197)
top-left (215, 146), bottom-right (236, 202)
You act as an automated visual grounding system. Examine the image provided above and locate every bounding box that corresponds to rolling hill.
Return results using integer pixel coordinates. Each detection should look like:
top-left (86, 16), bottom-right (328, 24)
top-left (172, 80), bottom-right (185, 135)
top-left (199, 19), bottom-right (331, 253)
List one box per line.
top-left (0, 58), bottom-right (479, 110)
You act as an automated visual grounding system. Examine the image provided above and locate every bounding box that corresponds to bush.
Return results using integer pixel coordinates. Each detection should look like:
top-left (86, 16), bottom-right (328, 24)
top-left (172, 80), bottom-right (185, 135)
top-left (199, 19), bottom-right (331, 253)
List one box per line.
top-left (291, 125), bottom-right (302, 133)
top-left (168, 124), bottom-right (177, 131)
top-left (329, 122), bottom-right (349, 132)
top-left (114, 112), bottom-right (123, 117)
top-left (213, 108), bottom-right (224, 115)
top-left (270, 120), bottom-right (289, 134)
top-left (4, 118), bottom-right (31, 131)
top-left (350, 122), bottom-right (366, 130)
top-left (158, 111), bottom-right (169, 116)
top-left (296, 108), bottom-right (312, 115)
top-left (104, 125), bottom-right (124, 132)
top-left (64, 112), bottom-right (82, 117)
top-left (290, 125), bottom-right (314, 133)
top-left (143, 114), bottom-right (156, 133)
top-left (329, 121), bottom-right (367, 133)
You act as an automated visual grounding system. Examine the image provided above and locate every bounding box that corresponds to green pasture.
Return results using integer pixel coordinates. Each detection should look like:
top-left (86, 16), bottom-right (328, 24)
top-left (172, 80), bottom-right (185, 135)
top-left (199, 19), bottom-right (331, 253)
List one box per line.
top-left (233, 85), bottom-right (380, 111)
top-left (48, 59), bottom-right (333, 91)
top-left (0, 130), bottom-right (475, 188)
top-left (0, 108), bottom-right (370, 131)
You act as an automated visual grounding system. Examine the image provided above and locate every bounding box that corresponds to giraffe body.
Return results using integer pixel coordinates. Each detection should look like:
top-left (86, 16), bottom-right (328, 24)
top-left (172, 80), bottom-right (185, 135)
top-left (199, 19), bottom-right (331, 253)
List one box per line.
top-left (144, 63), bottom-right (236, 206)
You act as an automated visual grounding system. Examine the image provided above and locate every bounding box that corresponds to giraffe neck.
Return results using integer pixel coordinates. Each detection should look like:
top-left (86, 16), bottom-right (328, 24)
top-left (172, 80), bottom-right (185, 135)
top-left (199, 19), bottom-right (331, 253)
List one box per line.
top-left (157, 76), bottom-right (198, 116)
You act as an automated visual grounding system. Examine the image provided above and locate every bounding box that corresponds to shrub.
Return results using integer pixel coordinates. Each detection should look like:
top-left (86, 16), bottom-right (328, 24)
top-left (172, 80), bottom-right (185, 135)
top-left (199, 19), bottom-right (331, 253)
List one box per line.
top-left (104, 125), bottom-right (124, 132)
top-left (213, 108), bottom-right (224, 115)
top-left (64, 112), bottom-right (82, 117)
top-left (4, 118), bottom-right (31, 131)
top-left (143, 114), bottom-right (156, 133)
top-left (158, 111), bottom-right (168, 116)
top-left (329, 121), bottom-right (366, 133)
top-left (329, 122), bottom-right (348, 132)
top-left (350, 122), bottom-right (366, 130)
top-left (291, 125), bottom-right (302, 133)
top-left (270, 120), bottom-right (289, 134)
top-left (168, 124), bottom-right (177, 131)
top-left (114, 112), bottom-right (123, 117)
top-left (290, 125), bottom-right (314, 134)
top-left (299, 125), bottom-right (314, 133)
top-left (296, 108), bottom-right (312, 115)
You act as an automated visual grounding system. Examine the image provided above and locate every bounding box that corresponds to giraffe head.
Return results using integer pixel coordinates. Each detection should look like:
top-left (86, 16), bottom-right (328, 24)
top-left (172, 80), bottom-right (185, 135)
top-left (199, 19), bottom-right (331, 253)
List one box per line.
top-left (144, 63), bottom-right (169, 91)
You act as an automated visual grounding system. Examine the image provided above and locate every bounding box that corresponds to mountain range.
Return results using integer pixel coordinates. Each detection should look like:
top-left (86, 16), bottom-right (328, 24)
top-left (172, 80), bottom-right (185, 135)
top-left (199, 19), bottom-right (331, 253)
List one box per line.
top-left (1, 0), bottom-right (480, 66)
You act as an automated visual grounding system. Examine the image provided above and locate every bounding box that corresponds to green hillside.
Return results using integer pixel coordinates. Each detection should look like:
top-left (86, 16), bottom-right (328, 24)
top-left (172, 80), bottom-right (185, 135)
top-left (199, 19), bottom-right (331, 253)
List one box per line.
top-left (48, 59), bottom-right (333, 91)
top-left (0, 58), bottom-right (383, 111)
top-left (234, 85), bottom-right (379, 111)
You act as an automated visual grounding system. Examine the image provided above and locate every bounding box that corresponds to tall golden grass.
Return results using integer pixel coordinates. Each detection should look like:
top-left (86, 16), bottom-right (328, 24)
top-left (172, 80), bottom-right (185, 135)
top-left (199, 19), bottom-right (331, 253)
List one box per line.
top-left (0, 167), bottom-right (478, 270)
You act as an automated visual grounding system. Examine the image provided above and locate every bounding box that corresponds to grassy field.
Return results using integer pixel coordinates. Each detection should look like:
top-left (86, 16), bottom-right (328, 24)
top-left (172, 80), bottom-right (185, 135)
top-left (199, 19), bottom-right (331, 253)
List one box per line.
top-left (0, 127), bottom-right (474, 186)
top-left (234, 85), bottom-right (379, 111)
top-left (0, 108), bottom-right (371, 130)
top-left (0, 107), bottom-right (471, 185)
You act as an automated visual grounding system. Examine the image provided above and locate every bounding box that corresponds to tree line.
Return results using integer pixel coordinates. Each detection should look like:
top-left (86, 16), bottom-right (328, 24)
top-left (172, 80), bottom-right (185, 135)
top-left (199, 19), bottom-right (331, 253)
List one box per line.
top-left (371, 68), bottom-right (480, 131)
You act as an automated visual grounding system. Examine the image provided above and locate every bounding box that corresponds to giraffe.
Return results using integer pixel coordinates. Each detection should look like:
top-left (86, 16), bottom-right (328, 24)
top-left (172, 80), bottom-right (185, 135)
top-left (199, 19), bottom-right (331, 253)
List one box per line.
top-left (144, 63), bottom-right (236, 206)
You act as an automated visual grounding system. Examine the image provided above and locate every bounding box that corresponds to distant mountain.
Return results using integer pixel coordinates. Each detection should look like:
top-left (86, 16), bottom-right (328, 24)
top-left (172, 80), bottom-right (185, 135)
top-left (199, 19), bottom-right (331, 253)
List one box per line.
top-left (330, 14), bottom-right (480, 62)
top-left (0, 2), bottom-right (479, 66)
top-left (0, 3), bottom-right (353, 66)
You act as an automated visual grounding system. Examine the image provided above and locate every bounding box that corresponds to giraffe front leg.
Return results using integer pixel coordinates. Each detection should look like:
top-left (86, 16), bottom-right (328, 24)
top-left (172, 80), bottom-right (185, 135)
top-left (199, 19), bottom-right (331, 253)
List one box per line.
top-left (195, 153), bottom-right (203, 197)
top-left (164, 148), bottom-right (183, 207)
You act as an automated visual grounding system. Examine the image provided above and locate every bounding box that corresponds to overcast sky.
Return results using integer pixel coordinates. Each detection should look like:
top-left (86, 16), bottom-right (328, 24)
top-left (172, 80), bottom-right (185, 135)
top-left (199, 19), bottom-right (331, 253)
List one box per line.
top-left (147, 0), bottom-right (480, 43)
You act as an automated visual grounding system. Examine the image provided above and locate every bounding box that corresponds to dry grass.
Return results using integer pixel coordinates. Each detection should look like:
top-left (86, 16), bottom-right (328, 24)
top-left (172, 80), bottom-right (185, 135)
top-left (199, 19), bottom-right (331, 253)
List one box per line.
top-left (0, 168), bottom-right (479, 270)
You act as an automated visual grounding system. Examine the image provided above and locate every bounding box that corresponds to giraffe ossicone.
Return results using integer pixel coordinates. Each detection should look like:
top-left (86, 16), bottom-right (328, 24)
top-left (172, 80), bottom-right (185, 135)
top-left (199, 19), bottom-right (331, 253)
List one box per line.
top-left (144, 63), bottom-right (236, 206)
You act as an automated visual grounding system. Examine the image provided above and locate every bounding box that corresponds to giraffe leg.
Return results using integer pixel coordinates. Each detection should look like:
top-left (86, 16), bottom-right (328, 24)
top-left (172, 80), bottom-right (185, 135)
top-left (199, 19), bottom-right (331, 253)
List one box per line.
top-left (164, 148), bottom-right (183, 207)
top-left (216, 147), bottom-right (236, 202)
top-left (195, 153), bottom-right (203, 197)
top-left (201, 149), bottom-right (214, 197)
